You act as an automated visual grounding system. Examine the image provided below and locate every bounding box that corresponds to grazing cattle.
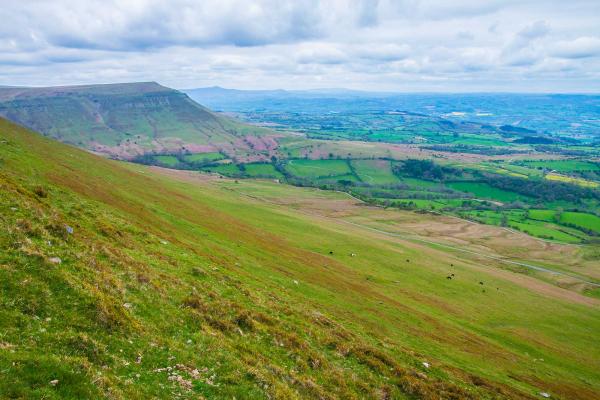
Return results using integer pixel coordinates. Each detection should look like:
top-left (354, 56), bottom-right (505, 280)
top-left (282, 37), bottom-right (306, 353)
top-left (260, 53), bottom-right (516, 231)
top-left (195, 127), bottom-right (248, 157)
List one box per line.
top-left (446, 276), bottom-right (452, 280)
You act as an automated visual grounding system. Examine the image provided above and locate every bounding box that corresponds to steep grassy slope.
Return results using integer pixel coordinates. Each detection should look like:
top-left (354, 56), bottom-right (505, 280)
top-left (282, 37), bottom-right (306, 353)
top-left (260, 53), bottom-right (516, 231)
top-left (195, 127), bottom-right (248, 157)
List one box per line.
top-left (0, 83), bottom-right (277, 160)
top-left (1, 117), bottom-right (599, 399)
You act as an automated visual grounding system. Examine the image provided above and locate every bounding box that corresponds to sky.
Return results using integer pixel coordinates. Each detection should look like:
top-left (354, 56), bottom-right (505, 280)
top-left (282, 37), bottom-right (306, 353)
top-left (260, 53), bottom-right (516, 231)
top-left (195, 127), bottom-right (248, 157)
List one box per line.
top-left (1, 0), bottom-right (599, 92)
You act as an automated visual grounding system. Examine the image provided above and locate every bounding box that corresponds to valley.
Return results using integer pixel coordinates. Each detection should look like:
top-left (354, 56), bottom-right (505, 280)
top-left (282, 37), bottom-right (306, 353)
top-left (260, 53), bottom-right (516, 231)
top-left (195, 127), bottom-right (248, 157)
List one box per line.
top-left (1, 84), bottom-right (599, 400)
top-left (3, 2), bottom-right (599, 399)
top-left (1, 117), bottom-right (599, 399)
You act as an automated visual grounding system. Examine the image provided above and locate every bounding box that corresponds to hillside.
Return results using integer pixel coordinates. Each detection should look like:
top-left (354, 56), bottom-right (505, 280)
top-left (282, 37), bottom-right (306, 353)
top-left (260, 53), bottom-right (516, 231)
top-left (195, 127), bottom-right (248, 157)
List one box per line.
top-left (1, 117), bottom-right (600, 399)
top-left (0, 82), bottom-right (279, 160)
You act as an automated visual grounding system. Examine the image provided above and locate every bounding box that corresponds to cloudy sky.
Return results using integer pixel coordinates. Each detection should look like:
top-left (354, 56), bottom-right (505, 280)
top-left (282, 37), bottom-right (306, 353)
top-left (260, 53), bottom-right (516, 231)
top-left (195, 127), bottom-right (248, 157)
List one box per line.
top-left (1, 0), bottom-right (599, 92)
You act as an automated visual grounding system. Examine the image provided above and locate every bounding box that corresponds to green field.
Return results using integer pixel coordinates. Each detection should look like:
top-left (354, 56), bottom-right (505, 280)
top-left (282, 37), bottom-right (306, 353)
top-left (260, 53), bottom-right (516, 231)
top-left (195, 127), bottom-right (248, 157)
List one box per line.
top-left (154, 155), bottom-right (179, 166)
top-left (521, 159), bottom-right (600, 172)
top-left (183, 152), bottom-right (225, 163)
top-left (464, 209), bottom-right (589, 243)
top-left (2, 118), bottom-right (600, 399)
top-left (447, 181), bottom-right (531, 203)
top-left (199, 162), bottom-right (283, 179)
top-left (242, 163), bottom-right (284, 178)
top-left (561, 212), bottom-right (600, 233)
top-left (201, 162), bottom-right (241, 175)
top-left (530, 210), bottom-right (600, 234)
top-left (545, 172), bottom-right (599, 188)
top-left (351, 159), bottom-right (399, 184)
top-left (285, 159), bottom-right (352, 178)
top-left (315, 173), bottom-right (361, 184)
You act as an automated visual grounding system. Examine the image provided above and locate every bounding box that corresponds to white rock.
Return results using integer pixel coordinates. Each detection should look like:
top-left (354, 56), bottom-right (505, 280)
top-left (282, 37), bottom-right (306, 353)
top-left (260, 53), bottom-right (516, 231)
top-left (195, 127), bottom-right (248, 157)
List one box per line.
top-left (422, 362), bottom-right (430, 368)
top-left (123, 303), bottom-right (132, 309)
top-left (540, 393), bottom-right (550, 398)
top-left (48, 257), bottom-right (62, 264)
top-left (50, 379), bottom-right (59, 386)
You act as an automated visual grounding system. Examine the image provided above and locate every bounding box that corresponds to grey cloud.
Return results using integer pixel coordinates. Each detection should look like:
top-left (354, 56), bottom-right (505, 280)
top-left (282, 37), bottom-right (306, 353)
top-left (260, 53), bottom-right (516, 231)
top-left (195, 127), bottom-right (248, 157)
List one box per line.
top-left (356, 0), bottom-right (380, 27)
top-left (0, 0), bottom-right (598, 92)
top-left (517, 20), bottom-right (550, 40)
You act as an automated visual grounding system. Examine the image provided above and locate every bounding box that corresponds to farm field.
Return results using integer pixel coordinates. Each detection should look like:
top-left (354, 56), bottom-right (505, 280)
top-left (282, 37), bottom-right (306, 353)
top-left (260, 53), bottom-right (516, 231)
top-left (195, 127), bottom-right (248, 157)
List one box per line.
top-left (545, 172), bottom-right (599, 188)
top-left (445, 181), bottom-right (532, 203)
top-left (243, 163), bottom-right (284, 178)
top-left (462, 210), bottom-right (585, 243)
top-left (285, 158), bottom-right (352, 178)
top-left (209, 177), bottom-right (600, 283)
top-left (183, 152), bottom-right (225, 163)
top-left (520, 159), bottom-right (600, 172)
top-left (351, 159), bottom-right (399, 184)
top-left (529, 210), bottom-right (600, 234)
top-left (154, 154), bottom-right (179, 167)
top-left (201, 162), bottom-right (241, 175)
top-left (187, 156), bottom-right (600, 244)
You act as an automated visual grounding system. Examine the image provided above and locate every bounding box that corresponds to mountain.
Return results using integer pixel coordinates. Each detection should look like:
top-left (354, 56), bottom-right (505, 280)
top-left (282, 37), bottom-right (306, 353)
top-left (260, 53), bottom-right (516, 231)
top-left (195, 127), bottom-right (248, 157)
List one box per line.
top-left (0, 82), bottom-right (279, 160)
top-left (1, 116), bottom-right (599, 399)
top-left (184, 86), bottom-right (388, 107)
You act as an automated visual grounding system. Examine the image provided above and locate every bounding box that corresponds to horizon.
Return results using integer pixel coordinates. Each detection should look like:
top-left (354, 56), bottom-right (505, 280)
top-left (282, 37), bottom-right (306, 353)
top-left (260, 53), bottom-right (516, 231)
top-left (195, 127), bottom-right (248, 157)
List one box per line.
top-left (2, 81), bottom-right (599, 96)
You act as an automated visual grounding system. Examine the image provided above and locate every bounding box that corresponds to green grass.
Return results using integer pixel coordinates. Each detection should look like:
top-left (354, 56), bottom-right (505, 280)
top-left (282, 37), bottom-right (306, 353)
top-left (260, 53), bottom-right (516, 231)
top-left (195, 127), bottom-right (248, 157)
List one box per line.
top-left (395, 176), bottom-right (440, 188)
top-left (1, 117), bottom-right (600, 399)
top-left (285, 159), bottom-right (352, 178)
top-left (528, 209), bottom-right (557, 222)
top-left (200, 163), bottom-right (241, 175)
top-left (521, 159), bottom-right (600, 172)
top-left (154, 155), bottom-right (179, 166)
top-left (446, 181), bottom-right (531, 203)
top-left (465, 210), bottom-right (585, 243)
top-left (352, 159), bottom-right (399, 184)
top-left (314, 173), bottom-right (361, 184)
top-left (561, 212), bottom-right (600, 233)
top-left (242, 163), bottom-right (283, 178)
top-left (183, 152), bottom-right (225, 163)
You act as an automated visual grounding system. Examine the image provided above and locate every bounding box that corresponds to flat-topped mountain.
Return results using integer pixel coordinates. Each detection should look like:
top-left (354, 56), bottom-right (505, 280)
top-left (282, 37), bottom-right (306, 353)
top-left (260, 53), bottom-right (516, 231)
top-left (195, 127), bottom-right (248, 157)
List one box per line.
top-left (0, 82), bottom-right (279, 159)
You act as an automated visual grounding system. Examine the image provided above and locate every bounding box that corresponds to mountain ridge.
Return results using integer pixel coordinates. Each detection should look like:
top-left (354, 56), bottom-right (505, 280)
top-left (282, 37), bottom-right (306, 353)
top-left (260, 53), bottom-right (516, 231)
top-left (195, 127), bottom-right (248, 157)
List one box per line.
top-left (0, 82), bottom-right (280, 160)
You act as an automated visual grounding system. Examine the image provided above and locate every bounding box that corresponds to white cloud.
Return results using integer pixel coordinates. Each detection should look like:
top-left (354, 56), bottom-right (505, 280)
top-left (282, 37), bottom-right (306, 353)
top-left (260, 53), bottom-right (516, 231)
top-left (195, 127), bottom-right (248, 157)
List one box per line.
top-left (0, 0), bottom-right (598, 92)
top-left (552, 36), bottom-right (600, 59)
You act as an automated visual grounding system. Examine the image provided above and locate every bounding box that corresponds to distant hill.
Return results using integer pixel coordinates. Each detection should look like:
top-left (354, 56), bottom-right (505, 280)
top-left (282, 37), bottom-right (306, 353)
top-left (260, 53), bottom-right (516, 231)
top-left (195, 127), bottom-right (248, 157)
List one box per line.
top-left (0, 82), bottom-right (279, 159)
top-left (184, 86), bottom-right (388, 106)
